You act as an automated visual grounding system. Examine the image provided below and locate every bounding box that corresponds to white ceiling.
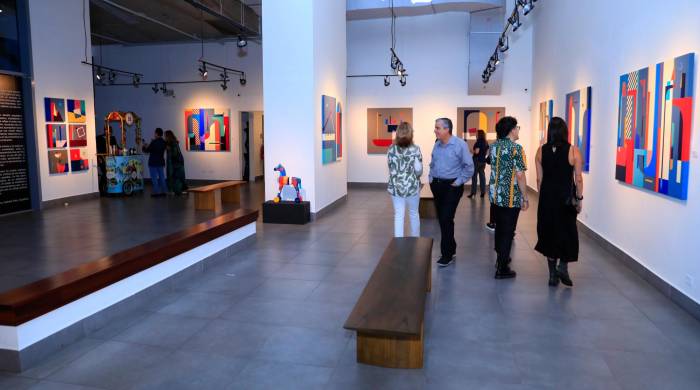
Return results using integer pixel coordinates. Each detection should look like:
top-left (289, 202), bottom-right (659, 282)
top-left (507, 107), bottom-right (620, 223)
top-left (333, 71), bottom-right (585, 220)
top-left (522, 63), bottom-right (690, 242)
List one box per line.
top-left (347, 0), bottom-right (504, 19)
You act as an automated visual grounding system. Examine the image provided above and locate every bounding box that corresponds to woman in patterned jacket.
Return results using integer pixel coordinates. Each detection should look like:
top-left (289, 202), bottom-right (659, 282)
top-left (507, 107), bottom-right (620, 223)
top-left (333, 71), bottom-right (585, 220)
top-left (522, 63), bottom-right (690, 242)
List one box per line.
top-left (387, 122), bottom-right (423, 237)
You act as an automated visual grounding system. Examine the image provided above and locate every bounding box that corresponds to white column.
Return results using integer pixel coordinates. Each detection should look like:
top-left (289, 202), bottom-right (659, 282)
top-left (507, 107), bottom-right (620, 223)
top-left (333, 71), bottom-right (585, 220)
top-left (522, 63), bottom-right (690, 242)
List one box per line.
top-left (263, 0), bottom-right (347, 213)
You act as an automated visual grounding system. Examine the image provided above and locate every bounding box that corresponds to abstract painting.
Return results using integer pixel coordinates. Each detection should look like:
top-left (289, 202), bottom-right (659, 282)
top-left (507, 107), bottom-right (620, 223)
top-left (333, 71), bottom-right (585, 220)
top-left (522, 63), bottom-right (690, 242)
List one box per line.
top-left (367, 108), bottom-right (413, 154)
top-left (538, 99), bottom-right (553, 145)
top-left (565, 87), bottom-right (592, 172)
top-left (46, 124), bottom-right (67, 148)
top-left (44, 97), bottom-right (65, 122)
top-left (456, 107), bottom-right (505, 140)
top-left (70, 149), bottom-right (89, 172)
top-left (616, 52), bottom-right (694, 200)
top-left (336, 102), bottom-right (343, 160)
top-left (48, 150), bottom-right (68, 174)
top-left (184, 108), bottom-right (230, 151)
top-left (67, 99), bottom-right (86, 123)
top-left (322, 95), bottom-right (337, 164)
top-left (69, 124), bottom-right (87, 147)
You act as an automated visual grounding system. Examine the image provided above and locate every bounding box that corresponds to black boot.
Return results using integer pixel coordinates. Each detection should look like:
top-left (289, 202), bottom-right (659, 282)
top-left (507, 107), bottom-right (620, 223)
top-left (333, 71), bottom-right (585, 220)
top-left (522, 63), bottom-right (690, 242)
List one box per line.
top-left (547, 258), bottom-right (559, 287)
top-left (495, 257), bottom-right (516, 279)
top-left (557, 261), bottom-right (573, 287)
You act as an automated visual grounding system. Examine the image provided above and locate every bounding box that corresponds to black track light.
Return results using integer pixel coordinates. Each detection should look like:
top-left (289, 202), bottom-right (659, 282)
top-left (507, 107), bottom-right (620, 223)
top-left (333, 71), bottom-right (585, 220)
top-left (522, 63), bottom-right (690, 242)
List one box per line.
top-left (108, 71), bottom-right (116, 84)
top-left (160, 83), bottom-right (167, 93)
top-left (152, 84), bottom-right (159, 93)
top-left (239, 75), bottom-right (246, 85)
top-left (132, 74), bottom-right (140, 87)
top-left (509, 10), bottom-right (522, 32)
top-left (237, 36), bottom-right (247, 48)
top-left (498, 35), bottom-right (509, 52)
top-left (400, 75), bottom-right (407, 87)
top-left (520, 0), bottom-right (534, 15)
top-left (221, 79), bottom-right (228, 91)
top-left (199, 63), bottom-right (208, 80)
top-left (95, 67), bottom-right (104, 81)
top-left (384, 76), bottom-right (390, 87)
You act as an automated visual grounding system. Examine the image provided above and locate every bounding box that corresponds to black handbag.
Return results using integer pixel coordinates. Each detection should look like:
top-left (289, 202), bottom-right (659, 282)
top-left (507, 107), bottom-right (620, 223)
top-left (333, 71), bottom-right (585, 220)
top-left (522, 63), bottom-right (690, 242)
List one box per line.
top-left (565, 180), bottom-right (580, 214)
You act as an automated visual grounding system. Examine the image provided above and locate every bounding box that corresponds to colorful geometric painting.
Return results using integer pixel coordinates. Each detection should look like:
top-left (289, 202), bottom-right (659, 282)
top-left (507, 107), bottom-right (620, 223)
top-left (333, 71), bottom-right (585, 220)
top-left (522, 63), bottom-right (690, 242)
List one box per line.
top-left (566, 87), bottom-right (592, 172)
top-left (616, 52), bottom-right (695, 200)
top-left (184, 108), bottom-right (230, 151)
top-left (366, 108), bottom-right (413, 154)
top-left (538, 99), bottom-right (553, 145)
top-left (456, 107), bottom-right (505, 140)
top-left (48, 150), bottom-right (69, 174)
top-left (336, 102), bottom-right (343, 160)
top-left (44, 97), bottom-right (65, 122)
top-left (46, 124), bottom-right (67, 148)
top-left (69, 124), bottom-right (87, 147)
top-left (70, 149), bottom-right (89, 172)
top-left (67, 99), bottom-right (86, 123)
top-left (321, 95), bottom-right (337, 164)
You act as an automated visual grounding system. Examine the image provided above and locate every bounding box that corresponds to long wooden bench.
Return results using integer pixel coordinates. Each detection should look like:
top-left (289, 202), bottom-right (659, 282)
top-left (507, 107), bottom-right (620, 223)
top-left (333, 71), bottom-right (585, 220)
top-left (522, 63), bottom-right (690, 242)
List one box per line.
top-left (190, 180), bottom-right (246, 211)
top-left (344, 237), bottom-right (433, 369)
top-left (418, 184), bottom-right (436, 219)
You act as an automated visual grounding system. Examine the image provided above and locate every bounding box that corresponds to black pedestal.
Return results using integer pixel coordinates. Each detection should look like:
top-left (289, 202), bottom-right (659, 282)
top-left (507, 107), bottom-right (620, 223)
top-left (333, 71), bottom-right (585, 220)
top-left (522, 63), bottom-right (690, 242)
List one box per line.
top-left (262, 201), bottom-right (311, 224)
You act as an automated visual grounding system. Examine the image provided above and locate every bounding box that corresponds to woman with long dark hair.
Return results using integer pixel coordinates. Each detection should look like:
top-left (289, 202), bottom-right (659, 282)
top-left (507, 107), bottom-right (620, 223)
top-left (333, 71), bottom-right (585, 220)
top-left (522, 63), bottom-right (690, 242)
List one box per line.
top-left (467, 129), bottom-right (489, 198)
top-left (534, 117), bottom-right (584, 287)
top-left (164, 130), bottom-right (188, 196)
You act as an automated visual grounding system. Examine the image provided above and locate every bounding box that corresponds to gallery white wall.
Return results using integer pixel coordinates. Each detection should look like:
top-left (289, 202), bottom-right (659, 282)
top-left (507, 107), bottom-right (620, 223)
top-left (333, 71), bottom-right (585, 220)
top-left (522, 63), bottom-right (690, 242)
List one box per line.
top-left (263, 0), bottom-right (347, 213)
top-left (346, 10), bottom-right (534, 183)
top-left (30, 0), bottom-right (98, 202)
top-left (94, 41), bottom-right (263, 181)
top-left (530, 0), bottom-right (700, 303)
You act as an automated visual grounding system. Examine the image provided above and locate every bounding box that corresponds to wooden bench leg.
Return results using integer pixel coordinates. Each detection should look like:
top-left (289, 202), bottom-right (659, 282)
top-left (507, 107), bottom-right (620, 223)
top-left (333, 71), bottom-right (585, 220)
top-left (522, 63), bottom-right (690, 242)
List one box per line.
top-left (221, 186), bottom-right (241, 204)
top-left (356, 325), bottom-right (423, 369)
top-left (194, 190), bottom-right (222, 212)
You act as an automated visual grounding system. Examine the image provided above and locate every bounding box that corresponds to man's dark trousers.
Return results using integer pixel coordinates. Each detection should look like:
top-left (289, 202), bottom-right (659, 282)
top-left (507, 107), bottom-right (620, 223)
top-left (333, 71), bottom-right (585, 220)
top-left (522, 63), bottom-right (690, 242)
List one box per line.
top-left (430, 178), bottom-right (464, 258)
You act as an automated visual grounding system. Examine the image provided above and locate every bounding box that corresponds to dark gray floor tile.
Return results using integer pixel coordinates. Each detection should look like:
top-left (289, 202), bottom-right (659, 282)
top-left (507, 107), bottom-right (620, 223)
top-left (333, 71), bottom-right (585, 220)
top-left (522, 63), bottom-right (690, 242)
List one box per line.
top-left (229, 360), bottom-right (333, 390)
top-left (0, 373), bottom-right (39, 390)
top-left (603, 349), bottom-right (700, 390)
top-left (133, 350), bottom-right (247, 389)
top-left (20, 339), bottom-right (104, 380)
top-left (328, 364), bottom-right (425, 390)
top-left (249, 279), bottom-right (320, 300)
top-left (270, 263), bottom-right (334, 281)
top-left (112, 313), bottom-right (210, 349)
top-left (157, 291), bottom-right (240, 319)
top-left (181, 319), bottom-right (276, 358)
top-left (27, 381), bottom-right (102, 390)
top-left (513, 345), bottom-right (615, 387)
top-left (255, 326), bottom-right (348, 367)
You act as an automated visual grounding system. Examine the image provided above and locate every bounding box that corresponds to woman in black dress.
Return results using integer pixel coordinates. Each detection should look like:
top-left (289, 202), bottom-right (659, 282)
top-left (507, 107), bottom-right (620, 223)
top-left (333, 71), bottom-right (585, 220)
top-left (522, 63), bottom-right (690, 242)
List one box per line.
top-left (534, 117), bottom-right (584, 287)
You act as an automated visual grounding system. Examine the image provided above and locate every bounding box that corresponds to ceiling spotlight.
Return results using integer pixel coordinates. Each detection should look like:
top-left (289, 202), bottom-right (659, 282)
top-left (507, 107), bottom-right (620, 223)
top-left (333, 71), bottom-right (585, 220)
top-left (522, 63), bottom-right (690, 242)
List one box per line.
top-left (237, 36), bottom-right (247, 48)
top-left (199, 63), bottom-right (208, 80)
top-left (132, 74), bottom-right (140, 87)
top-left (521, 0), bottom-right (534, 15)
top-left (95, 67), bottom-right (105, 81)
top-left (160, 83), bottom-right (167, 93)
top-left (239, 75), bottom-right (246, 85)
top-left (152, 84), bottom-right (159, 93)
top-left (384, 76), bottom-right (390, 87)
top-left (400, 75), bottom-right (407, 87)
top-left (221, 79), bottom-right (228, 91)
top-left (498, 35), bottom-right (509, 52)
top-left (509, 11), bottom-right (522, 31)
top-left (108, 71), bottom-right (116, 84)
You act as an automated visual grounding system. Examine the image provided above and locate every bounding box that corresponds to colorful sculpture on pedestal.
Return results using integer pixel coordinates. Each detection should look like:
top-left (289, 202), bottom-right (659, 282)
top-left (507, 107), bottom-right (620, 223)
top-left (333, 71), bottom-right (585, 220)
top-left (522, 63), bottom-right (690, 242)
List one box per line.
top-left (273, 164), bottom-right (305, 203)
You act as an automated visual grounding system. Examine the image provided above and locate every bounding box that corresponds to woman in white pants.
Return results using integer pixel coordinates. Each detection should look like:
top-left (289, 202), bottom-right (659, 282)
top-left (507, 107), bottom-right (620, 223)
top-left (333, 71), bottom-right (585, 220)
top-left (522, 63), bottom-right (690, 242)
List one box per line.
top-left (387, 123), bottom-right (423, 237)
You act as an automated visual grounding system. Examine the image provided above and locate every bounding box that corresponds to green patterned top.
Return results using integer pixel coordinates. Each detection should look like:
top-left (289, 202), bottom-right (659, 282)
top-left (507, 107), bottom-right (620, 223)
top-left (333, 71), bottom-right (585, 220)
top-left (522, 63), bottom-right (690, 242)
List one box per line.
top-left (387, 144), bottom-right (423, 197)
top-left (488, 138), bottom-right (527, 208)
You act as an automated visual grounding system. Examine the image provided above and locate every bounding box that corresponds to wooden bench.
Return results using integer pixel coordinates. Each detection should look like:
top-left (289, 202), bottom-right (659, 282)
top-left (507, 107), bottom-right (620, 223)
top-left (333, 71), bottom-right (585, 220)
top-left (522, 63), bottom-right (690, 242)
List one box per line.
top-left (418, 184), bottom-right (436, 219)
top-left (190, 181), bottom-right (246, 211)
top-left (344, 237), bottom-right (433, 369)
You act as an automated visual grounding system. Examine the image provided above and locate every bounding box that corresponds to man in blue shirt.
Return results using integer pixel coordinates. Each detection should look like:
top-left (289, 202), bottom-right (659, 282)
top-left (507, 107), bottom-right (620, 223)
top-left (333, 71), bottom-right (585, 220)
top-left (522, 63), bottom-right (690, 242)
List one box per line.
top-left (429, 118), bottom-right (474, 267)
top-left (142, 128), bottom-right (167, 197)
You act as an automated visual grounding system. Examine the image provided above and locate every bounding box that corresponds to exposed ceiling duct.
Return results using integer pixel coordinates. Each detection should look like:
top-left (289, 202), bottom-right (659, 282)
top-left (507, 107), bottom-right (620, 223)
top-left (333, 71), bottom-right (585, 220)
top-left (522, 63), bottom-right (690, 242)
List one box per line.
top-left (347, 0), bottom-right (504, 20)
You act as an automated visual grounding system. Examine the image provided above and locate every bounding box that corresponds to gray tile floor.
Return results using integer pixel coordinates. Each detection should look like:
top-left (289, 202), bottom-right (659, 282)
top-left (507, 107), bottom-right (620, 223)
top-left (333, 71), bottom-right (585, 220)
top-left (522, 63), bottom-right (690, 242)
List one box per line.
top-left (2, 185), bottom-right (700, 389)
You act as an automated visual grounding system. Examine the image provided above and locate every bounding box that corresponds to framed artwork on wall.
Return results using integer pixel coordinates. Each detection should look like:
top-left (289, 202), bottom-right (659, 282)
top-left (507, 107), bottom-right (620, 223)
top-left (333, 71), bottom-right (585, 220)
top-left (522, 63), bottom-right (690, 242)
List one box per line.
top-left (47, 150), bottom-right (69, 174)
top-left (69, 124), bottom-right (87, 147)
top-left (69, 149), bottom-right (89, 172)
top-left (321, 95), bottom-right (337, 164)
top-left (538, 99), bottom-right (553, 145)
top-left (366, 107), bottom-right (412, 154)
top-left (456, 107), bottom-right (505, 141)
top-left (565, 87), bottom-right (592, 172)
top-left (184, 108), bottom-right (231, 151)
top-left (44, 97), bottom-right (65, 122)
top-left (615, 52), bottom-right (694, 200)
top-left (46, 124), bottom-right (67, 148)
top-left (336, 102), bottom-right (343, 160)
top-left (66, 99), bottom-right (86, 123)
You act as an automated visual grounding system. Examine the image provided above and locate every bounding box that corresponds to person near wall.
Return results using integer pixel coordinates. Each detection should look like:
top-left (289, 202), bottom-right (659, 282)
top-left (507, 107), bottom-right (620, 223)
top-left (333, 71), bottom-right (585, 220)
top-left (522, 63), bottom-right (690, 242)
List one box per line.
top-left (488, 116), bottom-right (529, 279)
top-left (467, 129), bottom-right (489, 199)
top-left (142, 128), bottom-right (167, 197)
top-left (534, 117), bottom-right (583, 287)
top-left (387, 123), bottom-right (423, 237)
top-left (164, 130), bottom-right (188, 196)
top-left (429, 117), bottom-right (474, 267)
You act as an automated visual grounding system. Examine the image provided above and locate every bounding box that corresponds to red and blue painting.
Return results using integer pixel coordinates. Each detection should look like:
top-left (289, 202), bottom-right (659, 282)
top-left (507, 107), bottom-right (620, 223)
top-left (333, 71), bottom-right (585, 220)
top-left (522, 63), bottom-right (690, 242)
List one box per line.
top-left (184, 108), bottom-right (230, 152)
top-left (616, 52), bottom-right (694, 200)
top-left (566, 87), bottom-right (592, 172)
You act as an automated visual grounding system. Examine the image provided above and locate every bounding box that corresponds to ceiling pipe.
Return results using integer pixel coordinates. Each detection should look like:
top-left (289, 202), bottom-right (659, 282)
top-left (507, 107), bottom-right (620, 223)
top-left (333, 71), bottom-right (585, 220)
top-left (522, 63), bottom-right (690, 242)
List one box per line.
top-left (183, 0), bottom-right (260, 38)
top-left (91, 32), bottom-right (130, 45)
top-left (95, 0), bottom-right (201, 41)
